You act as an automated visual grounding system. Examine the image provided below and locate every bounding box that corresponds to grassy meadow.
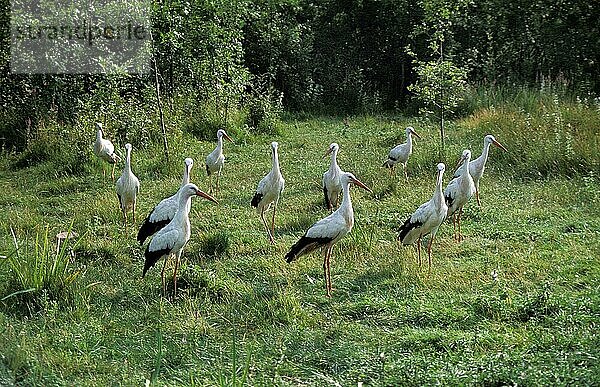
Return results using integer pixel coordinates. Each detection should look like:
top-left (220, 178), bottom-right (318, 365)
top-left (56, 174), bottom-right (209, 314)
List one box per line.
top-left (1, 97), bottom-right (600, 385)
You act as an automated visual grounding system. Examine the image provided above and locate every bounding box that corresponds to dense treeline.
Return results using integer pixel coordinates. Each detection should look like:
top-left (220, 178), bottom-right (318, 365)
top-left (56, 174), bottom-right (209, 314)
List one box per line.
top-left (0, 0), bottom-right (598, 151)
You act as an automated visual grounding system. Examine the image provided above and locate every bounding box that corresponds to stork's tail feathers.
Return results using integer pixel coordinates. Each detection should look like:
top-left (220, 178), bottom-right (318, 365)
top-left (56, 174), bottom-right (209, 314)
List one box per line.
top-left (143, 246), bottom-right (170, 278)
top-left (285, 236), bottom-right (331, 263)
top-left (398, 216), bottom-right (422, 245)
top-left (106, 152), bottom-right (119, 164)
top-left (323, 185), bottom-right (332, 209)
top-left (137, 215), bottom-right (170, 245)
top-left (382, 159), bottom-right (393, 168)
top-left (251, 192), bottom-right (263, 208)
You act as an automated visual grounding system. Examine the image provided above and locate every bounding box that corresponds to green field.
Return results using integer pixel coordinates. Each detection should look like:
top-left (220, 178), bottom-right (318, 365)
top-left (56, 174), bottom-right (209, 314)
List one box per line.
top-left (1, 111), bottom-right (599, 385)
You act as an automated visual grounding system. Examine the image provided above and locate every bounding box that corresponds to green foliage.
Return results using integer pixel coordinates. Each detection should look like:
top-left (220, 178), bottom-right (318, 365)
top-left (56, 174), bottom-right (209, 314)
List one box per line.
top-left (2, 225), bottom-right (86, 312)
top-left (460, 87), bottom-right (600, 178)
top-left (11, 121), bottom-right (94, 176)
top-left (409, 58), bottom-right (468, 118)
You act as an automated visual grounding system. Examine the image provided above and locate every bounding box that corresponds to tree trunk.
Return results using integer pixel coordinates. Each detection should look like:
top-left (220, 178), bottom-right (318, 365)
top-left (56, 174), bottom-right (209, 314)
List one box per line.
top-left (153, 57), bottom-right (169, 164)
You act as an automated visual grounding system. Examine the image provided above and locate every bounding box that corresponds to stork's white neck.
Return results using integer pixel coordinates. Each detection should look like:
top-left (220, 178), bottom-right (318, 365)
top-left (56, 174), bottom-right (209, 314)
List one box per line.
top-left (96, 130), bottom-right (102, 140)
top-left (337, 180), bottom-right (354, 223)
top-left (459, 155), bottom-right (471, 177)
top-left (272, 147), bottom-right (281, 175)
top-left (181, 165), bottom-right (191, 187)
top-left (124, 147), bottom-right (132, 174)
top-left (216, 135), bottom-right (224, 153)
top-left (175, 191), bottom-right (193, 220)
top-left (329, 148), bottom-right (339, 173)
top-left (433, 171), bottom-right (445, 205)
top-left (480, 140), bottom-right (491, 166)
top-left (406, 131), bottom-right (413, 148)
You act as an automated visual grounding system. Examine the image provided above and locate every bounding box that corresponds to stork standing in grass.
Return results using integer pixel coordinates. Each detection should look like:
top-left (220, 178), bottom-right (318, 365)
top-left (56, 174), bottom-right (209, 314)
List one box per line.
top-left (445, 150), bottom-right (475, 241)
top-left (137, 158), bottom-right (194, 245)
top-left (143, 183), bottom-right (217, 297)
top-left (285, 172), bottom-right (372, 297)
top-left (252, 142), bottom-right (285, 244)
top-left (398, 163), bottom-right (448, 271)
top-left (323, 142), bottom-right (344, 210)
top-left (205, 129), bottom-right (233, 195)
top-left (458, 134), bottom-right (508, 206)
top-left (94, 122), bottom-right (119, 180)
top-left (383, 126), bottom-right (422, 181)
top-left (115, 143), bottom-right (140, 229)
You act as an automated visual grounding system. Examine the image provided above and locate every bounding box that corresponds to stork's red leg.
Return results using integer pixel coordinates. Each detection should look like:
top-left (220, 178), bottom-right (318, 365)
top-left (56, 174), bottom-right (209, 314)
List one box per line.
top-left (260, 208), bottom-right (273, 243)
top-left (161, 254), bottom-right (170, 296)
top-left (326, 244), bottom-right (333, 297)
top-left (417, 235), bottom-right (422, 268)
top-left (452, 214), bottom-right (457, 241)
top-left (427, 234), bottom-right (435, 273)
top-left (270, 201), bottom-right (278, 244)
top-left (458, 209), bottom-right (463, 242)
top-left (322, 248), bottom-right (328, 296)
top-left (173, 250), bottom-right (183, 298)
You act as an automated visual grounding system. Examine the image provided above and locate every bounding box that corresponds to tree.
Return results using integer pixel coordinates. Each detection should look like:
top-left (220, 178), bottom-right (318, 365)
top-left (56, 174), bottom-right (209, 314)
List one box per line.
top-left (408, 0), bottom-right (468, 158)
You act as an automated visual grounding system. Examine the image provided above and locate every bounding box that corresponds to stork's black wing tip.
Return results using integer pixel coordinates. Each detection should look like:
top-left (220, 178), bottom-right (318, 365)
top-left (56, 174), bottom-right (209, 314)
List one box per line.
top-left (323, 185), bottom-right (332, 209)
top-left (285, 236), bottom-right (332, 263)
top-left (251, 192), bottom-right (263, 208)
top-left (143, 245), bottom-right (170, 277)
top-left (398, 216), bottom-right (422, 244)
top-left (137, 215), bottom-right (170, 245)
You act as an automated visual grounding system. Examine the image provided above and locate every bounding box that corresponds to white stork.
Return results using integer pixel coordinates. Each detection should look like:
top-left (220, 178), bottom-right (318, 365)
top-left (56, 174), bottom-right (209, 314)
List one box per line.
top-left (323, 142), bottom-right (344, 210)
top-left (137, 157), bottom-right (194, 245)
top-left (398, 163), bottom-right (448, 270)
top-left (458, 134), bottom-right (508, 206)
top-left (94, 122), bottom-right (119, 180)
top-left (205, 129), bottom-right (233, 195)
top-left (143, 183), bottom-right (218, 296)
top-left (444, 150), bottom-right (475, 241)
top-left (285, 172), bottom-right (372, 297)
top-left (382, 126), bottom-right (422, 181)
top-left (251, 142), bottom-right (285, 244)
top-left (115, 143), bottom-right (140, 228)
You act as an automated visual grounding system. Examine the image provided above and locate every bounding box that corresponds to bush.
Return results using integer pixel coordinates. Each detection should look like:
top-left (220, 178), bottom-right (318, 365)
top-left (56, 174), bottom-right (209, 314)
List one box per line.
top-left (1, 225), bottom-right (87, 313)
top-left (11, 121), bottom-right (94, 176)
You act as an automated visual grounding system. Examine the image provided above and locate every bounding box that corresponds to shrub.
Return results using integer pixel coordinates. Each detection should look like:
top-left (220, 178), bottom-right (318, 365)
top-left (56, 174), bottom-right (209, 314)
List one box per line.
top-left (1, 225), bottom-right (87, 313)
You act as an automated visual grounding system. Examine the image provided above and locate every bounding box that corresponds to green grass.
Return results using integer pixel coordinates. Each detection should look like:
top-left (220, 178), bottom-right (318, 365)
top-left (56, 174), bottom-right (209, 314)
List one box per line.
top-left (0, 109), bottom-right (599, 385)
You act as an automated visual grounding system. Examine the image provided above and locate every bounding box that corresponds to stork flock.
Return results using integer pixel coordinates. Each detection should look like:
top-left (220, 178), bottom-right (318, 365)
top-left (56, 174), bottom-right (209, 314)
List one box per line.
top-left (94, 123), bottom-right (507, 298)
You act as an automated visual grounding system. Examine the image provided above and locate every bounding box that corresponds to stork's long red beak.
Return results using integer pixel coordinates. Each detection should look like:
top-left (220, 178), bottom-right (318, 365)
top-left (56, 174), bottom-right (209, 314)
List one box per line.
top-left (196, 190), bottom-right (218, 204)
top-left (351, 177), bottom-right (373, 193)
top-left (411, 129), bottom-right (422, 140)
top-left (492, 139), bottom-right (508, 152)
top-left (454, 154), bottom-right (467, 170)
top-left (323, 147), bottom-right (333, 158)
top-left (223, 132), bottom-right (234, 144)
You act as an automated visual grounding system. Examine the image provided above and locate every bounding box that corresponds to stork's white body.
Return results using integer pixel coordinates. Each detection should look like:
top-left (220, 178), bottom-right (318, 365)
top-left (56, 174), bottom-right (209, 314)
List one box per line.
top-left (445, 150), bottom-right (475, 241)
top-left (285, 172), bottom-right (371, 297)
top-left (137, 158), bottom-right (194, 245)
top-left (252, 142), bottom-right (285, 243)
top-left (399, 163), bottom-right (448, 269)
top-left (205, 129), bottom-right (232, 194)
top-left (383, 126), bottom-right (421, 181)
top-left (94, 123), bottom-right (119, 179)
top-left (143, 184), bottom-right (217, 297)
top-left (115, 143), bottom-right (140, 225)
top-left (455, 135), bottom-right (507, 206)
top-left (323, 143), bottom-right (343, 209)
